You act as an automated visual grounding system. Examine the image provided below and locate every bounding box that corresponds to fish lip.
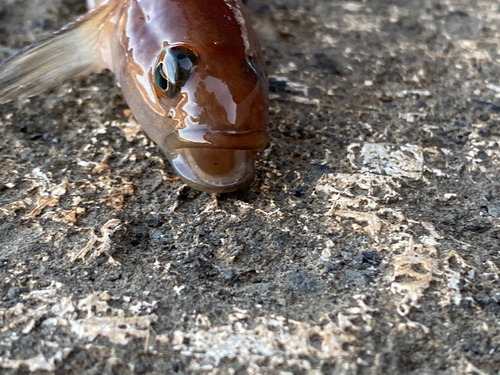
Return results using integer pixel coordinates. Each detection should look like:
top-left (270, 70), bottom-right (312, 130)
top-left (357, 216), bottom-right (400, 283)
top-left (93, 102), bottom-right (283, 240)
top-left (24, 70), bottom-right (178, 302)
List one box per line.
top-left (163, 128), bottom-right (268, 151)
top-left (169, 149), bottom-right (256, 193)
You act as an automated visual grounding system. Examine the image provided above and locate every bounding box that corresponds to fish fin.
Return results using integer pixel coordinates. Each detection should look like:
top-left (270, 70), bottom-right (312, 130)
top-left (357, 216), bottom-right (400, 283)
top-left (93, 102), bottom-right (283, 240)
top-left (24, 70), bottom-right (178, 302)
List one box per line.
top-left (0, 0), bottom-right (120, 104)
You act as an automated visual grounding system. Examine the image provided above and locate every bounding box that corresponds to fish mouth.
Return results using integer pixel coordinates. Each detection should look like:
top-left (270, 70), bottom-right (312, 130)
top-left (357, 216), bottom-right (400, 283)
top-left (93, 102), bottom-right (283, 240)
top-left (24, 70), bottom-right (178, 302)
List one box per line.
top-left (164, 129), bottom-right (267, 193)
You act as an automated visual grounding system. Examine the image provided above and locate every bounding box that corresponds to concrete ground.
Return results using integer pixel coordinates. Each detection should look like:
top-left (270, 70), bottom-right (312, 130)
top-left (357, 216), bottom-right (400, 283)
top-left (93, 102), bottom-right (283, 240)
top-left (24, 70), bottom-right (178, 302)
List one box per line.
top-left (0, 0), bottom-right (499, 374)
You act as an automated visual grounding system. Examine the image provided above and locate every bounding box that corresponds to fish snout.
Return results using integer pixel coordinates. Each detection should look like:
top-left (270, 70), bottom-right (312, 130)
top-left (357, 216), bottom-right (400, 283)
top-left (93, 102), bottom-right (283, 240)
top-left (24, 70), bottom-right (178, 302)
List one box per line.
top-left (163, 128), bottom-right (267, 193)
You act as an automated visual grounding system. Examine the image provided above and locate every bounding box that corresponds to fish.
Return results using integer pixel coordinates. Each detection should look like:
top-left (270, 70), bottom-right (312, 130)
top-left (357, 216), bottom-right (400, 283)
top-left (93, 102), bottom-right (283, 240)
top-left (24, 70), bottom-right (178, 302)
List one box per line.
top-left (0, 0), bottom-right (269, 193)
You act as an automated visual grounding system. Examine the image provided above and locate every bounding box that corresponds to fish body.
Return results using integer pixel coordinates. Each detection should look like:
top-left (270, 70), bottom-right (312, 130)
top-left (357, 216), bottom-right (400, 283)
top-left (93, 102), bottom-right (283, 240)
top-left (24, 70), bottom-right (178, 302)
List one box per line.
top-left (0, 0), bottom-right (269, 193)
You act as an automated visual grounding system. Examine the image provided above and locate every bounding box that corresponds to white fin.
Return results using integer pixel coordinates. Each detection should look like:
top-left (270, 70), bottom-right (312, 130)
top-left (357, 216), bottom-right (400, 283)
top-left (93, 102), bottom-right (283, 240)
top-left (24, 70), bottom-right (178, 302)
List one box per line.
top-left (0, 0), bottom-right (120, 104)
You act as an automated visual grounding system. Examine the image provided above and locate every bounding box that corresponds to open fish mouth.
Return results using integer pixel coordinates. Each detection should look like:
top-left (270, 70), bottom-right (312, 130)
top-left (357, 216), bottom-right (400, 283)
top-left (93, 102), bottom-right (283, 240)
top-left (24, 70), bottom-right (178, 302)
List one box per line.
top-left (164, 129), bottom-right (267, 193)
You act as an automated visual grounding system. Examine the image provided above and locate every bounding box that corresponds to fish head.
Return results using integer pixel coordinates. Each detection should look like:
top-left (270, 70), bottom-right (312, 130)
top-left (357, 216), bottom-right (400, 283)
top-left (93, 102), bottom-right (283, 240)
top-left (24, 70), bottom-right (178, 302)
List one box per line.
top-left (151, 42), bottom-right (269, 193)
top-left (114, 0), bottom-right (269, 193)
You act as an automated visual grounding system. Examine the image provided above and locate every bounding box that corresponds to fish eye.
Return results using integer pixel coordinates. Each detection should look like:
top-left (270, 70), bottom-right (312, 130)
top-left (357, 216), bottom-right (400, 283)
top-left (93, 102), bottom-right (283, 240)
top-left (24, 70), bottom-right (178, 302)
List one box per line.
top-left (155, 46), bottom-right (198, 98)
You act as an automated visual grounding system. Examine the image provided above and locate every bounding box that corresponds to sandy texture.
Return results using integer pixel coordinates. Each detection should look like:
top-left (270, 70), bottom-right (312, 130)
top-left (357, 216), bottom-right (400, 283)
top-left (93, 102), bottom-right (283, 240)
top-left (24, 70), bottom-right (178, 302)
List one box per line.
top-left (0, 0), bottom-right (499, 374)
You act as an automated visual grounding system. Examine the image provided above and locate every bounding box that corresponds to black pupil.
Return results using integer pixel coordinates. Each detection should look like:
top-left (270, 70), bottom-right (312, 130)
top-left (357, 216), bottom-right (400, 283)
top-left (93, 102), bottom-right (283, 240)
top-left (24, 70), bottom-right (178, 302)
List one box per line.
top-left (155, 47), bottom-right (197, 98)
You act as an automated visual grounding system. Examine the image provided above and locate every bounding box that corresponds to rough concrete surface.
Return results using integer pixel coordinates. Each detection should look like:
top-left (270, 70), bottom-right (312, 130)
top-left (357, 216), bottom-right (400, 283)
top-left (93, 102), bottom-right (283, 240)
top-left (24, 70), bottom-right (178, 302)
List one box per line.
top-left (0, 0), bottom-right (499, 374)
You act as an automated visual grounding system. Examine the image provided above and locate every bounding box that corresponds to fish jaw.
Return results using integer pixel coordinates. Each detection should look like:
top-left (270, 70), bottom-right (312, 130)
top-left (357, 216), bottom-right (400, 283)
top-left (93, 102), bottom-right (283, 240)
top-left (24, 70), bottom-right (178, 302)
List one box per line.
top-left (169, 149), bottom-right (257, 193)
top-left (162, 128), bottom-right (268, 193)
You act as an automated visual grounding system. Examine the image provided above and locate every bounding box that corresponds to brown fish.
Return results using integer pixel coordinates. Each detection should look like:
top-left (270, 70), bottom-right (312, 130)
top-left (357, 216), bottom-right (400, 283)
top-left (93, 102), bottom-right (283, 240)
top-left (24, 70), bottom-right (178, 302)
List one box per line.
top-left (0, 0), bottom-right (269, 193)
